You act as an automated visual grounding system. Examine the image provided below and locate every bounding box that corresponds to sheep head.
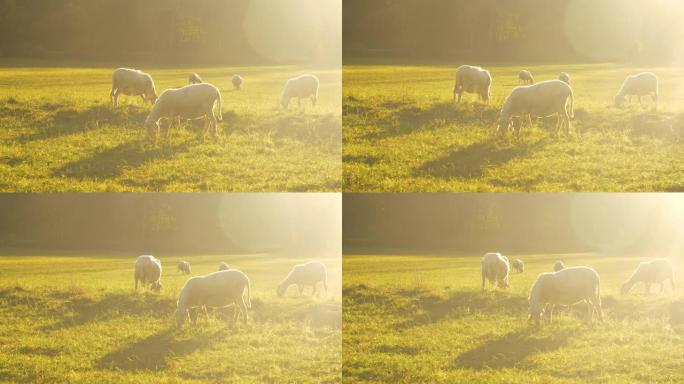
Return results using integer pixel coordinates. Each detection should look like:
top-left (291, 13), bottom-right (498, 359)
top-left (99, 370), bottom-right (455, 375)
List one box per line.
top-left (276, 282), bottom-right (288, 297)
top-left (613, 94), bottom-right (626, 107)
top-left (174, 308), bottom-right (189, 327)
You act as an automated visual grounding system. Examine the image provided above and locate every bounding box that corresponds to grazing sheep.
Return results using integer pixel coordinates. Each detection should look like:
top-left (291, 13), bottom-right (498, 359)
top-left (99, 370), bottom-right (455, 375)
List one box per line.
top-left (177, 260), bottom-right (191, 275)
top-left (481, 252), bottom-right (510, 290)
top-left (174, 269), bottom-right (252, 327)
top-left (529, 266), bottom-right (603, 325)
top-left (134, 255), bottom-right (162, 292)
top-left (621, 259), bottom-right (675, 295)
top-left (614, 72), bottom-right (658, 109)
top-left (281, 74), bottom-right (319, 109)
top-left (553, 261), bottom-right (565, 272)
top-left (497, 80), bottom-right (574, 135)
top-left (277, 261), bottom-right (328, 297)
top-left (110, 68), bottom-right (158, 106)
top-left (559, 72), bottom-right (570, 84)
top-left (512, 259), bottom-right (525, 273)
top-left (518, 70), bottom-right (534, 85)
top-left (218, 262), bottom-right (230, 271)
top-left (232, 75), bottom-right (243, 90)
top-left (188, 72), bottom-right (203, 84)
top-left (144, 83), bottom-right (223, 137)
top-left (453, 65), bottom-right (492, 103)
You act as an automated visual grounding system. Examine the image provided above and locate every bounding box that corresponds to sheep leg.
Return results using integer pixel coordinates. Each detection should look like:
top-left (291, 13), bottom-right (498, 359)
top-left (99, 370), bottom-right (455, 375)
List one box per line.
top-left (457, 92), bottom-right (462, 103)
top-left (311, 95), bottom-right (317, 106)
top-left (652, 93), bottom-right (658, 110)
top-left (659, 282), bottom-right (664, 294)
top-left (589, 296), bottom-right (603, 322)
top-left (233, 305), bottom-right (239, 323)
top-left (110, 88), bottom-right (118, 106)
top-left (237, 297), bottom-right (248, 324)
top-left (209, 114), bottom-right (218, 137)
top-left (545, 304), bottom-right (554, 324)
top-left (645, 283), bottom-right (651, 295)
top-left (481, 270), bottom-right (486, 291)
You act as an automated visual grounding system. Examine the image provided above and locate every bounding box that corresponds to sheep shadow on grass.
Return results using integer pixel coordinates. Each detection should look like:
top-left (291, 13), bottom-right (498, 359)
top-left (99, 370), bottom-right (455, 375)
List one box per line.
top-left (51, 138), bottom-right (193, 181)
top-left (41, 291), bottom-right (176, 331)
top-left (344, 285), bottom-right (527, 330)
top-left (96, 327), bottom-right (221, 371)
top-left (451, 328), bottom-right (571, 370)
top-left (361, 101), bottom-right (499, 141)
top-left (414, 137), bottom-right (548, 180)
top-left (16, 103), bottom-right (148, 143)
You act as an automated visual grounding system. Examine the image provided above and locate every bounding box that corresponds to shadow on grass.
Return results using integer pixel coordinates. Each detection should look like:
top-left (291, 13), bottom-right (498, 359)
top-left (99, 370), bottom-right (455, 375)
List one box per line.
top-left (42, 290), bottom-right (176, 331)
top-left (230, 111), bottom-right (341, 152)
top-left (414, 137), bottom-right (548, 179)
top-left (51, 138), bottom-right (193, 180)
top-left (344, 284), bottom-right (527, 329)
top-left (96, 327), bottom-right (219, 371)
top-left (16, 103), bottom-right (148, 143)
top-left (360, 101), bottom-right (500, 141)
top-left (452, 328), bottom-right (570, 369)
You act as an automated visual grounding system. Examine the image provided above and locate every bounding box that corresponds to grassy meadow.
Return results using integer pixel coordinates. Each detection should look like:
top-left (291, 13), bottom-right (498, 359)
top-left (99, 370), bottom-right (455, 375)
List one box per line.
top-left (343, 253), bottom-right (684, 383)
top-left (343, 63), bottom-right (684, 191)
top-left (0, 253), bottom-right (341, 383)
top-left (0, 62), bottom-right (341, 192)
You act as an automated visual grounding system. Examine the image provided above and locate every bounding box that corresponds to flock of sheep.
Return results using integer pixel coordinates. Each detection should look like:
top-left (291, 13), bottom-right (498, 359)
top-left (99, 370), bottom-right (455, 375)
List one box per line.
top-left (452, 65), bottom-right (659, 135)
top-left (109, 68), bottom-right (320, 137)
top-left (133, 255), bottom-right (329, 327)
top-left (481, 252), bottom-right (676, 325)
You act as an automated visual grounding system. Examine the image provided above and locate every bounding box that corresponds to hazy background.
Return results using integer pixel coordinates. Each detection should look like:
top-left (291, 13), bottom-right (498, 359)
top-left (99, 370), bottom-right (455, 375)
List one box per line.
top-left (343, 0), bottom-right (684, 64)
top-left (343, 194), bottom-right (684, 256)
top-left (0, 193), bottom-right (341, 257)
top-left (0, 0), bottom-right (341, 65)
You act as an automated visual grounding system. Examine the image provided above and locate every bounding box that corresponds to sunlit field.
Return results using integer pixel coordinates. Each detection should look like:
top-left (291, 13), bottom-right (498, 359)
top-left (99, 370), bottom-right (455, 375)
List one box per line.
top-left (343, 253), bottom-right (684, 383)
top-left (0, 63), bottom-right (341, 192)
top-left (343, 63), bottom-right (684, 192)
top-left (0, 254), bottom-right (341, 383)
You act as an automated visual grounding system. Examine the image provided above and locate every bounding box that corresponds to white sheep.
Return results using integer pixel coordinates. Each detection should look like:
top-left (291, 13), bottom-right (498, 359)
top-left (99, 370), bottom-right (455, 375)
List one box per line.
top-left (621, 259), bottom-right (675, 295)
top-left (232, 75), bottom-right (243, 90)
top-left (559, 72), bottom-right (570, 84)
top-left (528, 266), bottom-right (603, 325)
top-left (614, 72), bottom-right (658, 109)
top-left (144, 83), bottom-right (223, 137)
top-left (497, 80), bottom-right (574, 135)
top-left (218, 262), bottom-right (230, 271)
top-left (481, 252), bottom-right (510, 290)
top-left (553, 260), bottom-right (565, 272)
top-left (277, 261), bottom-right (328, 297)
top-left (512, 259), bottom-right (524, 273)
top-left (174, 269), bottom-right (251, 327)
top-left (518, 70), bottom-right (534, 85)
top-left (177, 260), bottom-right (191, 275)
top-left (134, 255), bottom-right (162, 291)
top-left (453, 65), bottom-right (491, 103)
top-left (110, 68), bottom-right (158, 106)
top-left (188, 72), bottom-right (203, 84)
top-left (281, 74), bottom-right (319, 109)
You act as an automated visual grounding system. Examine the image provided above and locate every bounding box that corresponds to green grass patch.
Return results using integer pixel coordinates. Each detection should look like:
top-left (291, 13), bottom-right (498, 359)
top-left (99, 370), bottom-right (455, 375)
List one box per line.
top-left (0, 254), bottom-right (341, 383)
top-left (343, 253), bottom-right (684, 383)
top-left (343, 63), bottom-right (684, 191)
top-left (0, 63), bottom-right (341, 191)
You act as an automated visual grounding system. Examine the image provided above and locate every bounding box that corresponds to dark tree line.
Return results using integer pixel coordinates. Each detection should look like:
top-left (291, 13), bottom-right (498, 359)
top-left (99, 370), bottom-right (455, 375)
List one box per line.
top-left (0, 194), bottom-right (338, 256)
top-left (343, 194), bottom-right (672, 255)
top-left (343, 0), bottom-right (684, 63)
top-left (0, 0), bottom-right (340, 65)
